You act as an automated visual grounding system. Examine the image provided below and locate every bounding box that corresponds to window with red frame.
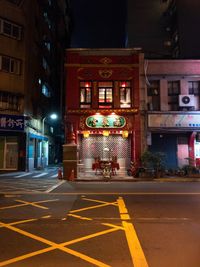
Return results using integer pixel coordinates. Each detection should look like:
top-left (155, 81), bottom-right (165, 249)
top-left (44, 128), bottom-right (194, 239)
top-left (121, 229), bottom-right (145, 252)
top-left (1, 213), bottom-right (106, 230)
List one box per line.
top-left (98, 81), bottom-right (113, 108)
top-left (119, 81), bottom-right (131, 108)
top-left (80, 81), bottom-right (92, 108)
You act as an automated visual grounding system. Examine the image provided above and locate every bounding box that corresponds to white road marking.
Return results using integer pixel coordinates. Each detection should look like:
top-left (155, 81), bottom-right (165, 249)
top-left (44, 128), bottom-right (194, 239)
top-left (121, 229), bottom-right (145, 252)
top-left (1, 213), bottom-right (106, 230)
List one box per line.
top-left (15, 173), bottom-right (32, 178)
top-left (45, 180), bottom-right (65, 193)
top-left (50, 174), bottom-right (58, 178)
top-left (33, 173), bottom-right (48, 178)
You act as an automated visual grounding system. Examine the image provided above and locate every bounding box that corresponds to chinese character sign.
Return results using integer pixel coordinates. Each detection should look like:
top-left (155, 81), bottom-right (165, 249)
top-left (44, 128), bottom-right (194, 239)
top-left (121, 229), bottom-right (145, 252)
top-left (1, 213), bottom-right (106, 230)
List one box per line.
top-left (86, 115), bottom-right (126, 128)
top-left (0, 114), bottom-right (24, 131)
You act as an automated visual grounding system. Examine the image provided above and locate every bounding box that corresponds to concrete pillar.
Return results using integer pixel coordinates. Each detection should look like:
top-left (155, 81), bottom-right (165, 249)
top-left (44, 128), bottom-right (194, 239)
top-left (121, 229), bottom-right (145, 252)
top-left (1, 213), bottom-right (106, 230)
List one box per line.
top-left (63, 144), bottom-right (77, 180)
top-left (63, 121), bottom-right (77, 181)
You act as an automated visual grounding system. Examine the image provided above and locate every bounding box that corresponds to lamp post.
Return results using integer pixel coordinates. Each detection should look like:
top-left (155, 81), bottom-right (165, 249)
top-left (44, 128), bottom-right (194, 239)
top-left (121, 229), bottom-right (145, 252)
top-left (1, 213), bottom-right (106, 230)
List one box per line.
top-left (41, 113), bottom-right (58, 168)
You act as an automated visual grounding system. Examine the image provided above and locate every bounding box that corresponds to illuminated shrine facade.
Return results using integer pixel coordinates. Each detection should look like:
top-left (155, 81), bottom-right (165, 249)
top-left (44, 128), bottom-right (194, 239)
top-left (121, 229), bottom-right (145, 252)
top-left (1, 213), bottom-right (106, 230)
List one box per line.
top-left (64, 48), bottom-right (144, 173)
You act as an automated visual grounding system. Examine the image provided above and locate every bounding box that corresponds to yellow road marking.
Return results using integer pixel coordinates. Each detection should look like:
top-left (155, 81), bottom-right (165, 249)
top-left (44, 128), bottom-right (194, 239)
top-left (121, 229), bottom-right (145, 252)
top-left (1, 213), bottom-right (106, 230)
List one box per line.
top-left (15, 199), bottom-right (49, 210)
top-left (102, 223), bottom-right (124, 231)
top-left (0, 218), bottom-right (38, 228)
top-left (82, 197), bottom-right (118, 206)
top-left (0, 220), bottom-right (111, 267)
top-left (41, 215), bottom-right (51, 219)
top-left (0, 198), bottom-right (59, 210)
top-left (68, 213), bottom-right (92, 221)
top-left (117, 197), bottom-right (130, 220)
top-left (63, 224), bottom-right (121, 246)
top-left (70, 201), bottom-right (117, 213)
top-left (0, 202), bottom-right (29, 210)
top-left (123, 221), bottom-right (148, 267)
top-left (117, 197), bottom-right (149, 267)
top-left (121, 214), bottom-right (130, 220)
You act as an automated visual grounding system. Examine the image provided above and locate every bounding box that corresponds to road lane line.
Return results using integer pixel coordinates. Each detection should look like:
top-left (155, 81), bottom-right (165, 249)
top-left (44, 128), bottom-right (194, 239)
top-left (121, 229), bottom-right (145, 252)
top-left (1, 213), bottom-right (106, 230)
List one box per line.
top-left (15, 173), bottom-right (32, 178)
top-left (33, 173), bottom-right (48, 178)
top-left (45, 180), bottom-right (65, 193)
top-left (117, 197), bottom-right (149, 267)
top-left (50, 174), bottom-right (58, 178)
top-left (123, 221), bottom-right (148, 267)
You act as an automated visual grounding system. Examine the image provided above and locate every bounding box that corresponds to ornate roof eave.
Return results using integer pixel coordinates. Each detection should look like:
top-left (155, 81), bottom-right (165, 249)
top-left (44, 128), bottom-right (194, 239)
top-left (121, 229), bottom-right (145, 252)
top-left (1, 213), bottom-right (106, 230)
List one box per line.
top-left (66, 108), bottom-right (138, 115)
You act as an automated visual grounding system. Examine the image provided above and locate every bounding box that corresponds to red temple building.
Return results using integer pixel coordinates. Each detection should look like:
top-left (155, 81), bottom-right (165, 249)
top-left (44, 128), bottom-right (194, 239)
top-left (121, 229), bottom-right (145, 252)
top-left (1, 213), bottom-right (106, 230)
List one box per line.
top-left (63, 48), bottom-right (145, 180)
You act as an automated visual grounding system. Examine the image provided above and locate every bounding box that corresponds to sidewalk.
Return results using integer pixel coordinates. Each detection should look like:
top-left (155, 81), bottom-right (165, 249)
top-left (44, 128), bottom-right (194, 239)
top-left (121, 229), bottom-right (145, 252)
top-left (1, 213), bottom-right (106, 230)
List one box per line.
top-left (73, 175), bottom-right (200, 182)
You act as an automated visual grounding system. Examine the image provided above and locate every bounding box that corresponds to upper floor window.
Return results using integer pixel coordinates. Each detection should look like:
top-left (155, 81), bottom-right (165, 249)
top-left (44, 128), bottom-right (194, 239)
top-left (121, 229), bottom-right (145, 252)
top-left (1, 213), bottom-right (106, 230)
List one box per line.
top-left (98, 81), bottom-right (113, 109)
top-left (189, 81), bottom-right (200, 95)
top-left (0, 18), bottom-right (22, 40)
top-left (147, 80), bottom-right (160, 111)
top-left (80, 81), bottom-right (92, 108)
top-left (0, 91), bottom-right (22, 111)
top-left (168, 81), bottom-right (180, 110)
top-left (120, 81), bottom-right (131, 108)
top-left (0, 55), bottom-right (21, 74)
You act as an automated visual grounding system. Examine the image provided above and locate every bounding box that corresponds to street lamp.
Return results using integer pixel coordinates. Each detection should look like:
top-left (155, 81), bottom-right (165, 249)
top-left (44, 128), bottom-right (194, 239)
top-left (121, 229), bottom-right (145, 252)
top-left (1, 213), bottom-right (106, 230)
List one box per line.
top-left (41, 113), bottom-right (58, 168)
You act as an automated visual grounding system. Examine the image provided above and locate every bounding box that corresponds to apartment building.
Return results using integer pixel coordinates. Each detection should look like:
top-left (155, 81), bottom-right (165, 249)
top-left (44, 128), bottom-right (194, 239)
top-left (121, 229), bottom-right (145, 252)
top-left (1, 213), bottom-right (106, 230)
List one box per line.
top-left (143, 59), bottom-right (200, 169)
top-left (0, 0), bottom-right (70, 171)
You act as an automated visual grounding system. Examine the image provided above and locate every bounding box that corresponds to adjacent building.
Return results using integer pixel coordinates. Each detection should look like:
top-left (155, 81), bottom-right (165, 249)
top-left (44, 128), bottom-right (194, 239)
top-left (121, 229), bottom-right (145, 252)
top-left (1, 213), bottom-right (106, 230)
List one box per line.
top-left (126, 0), bottom-right (200, 59)
top-left (144, 59), bottom-right (200, 169)
top-left (0, 0), bottom-right (70, 171)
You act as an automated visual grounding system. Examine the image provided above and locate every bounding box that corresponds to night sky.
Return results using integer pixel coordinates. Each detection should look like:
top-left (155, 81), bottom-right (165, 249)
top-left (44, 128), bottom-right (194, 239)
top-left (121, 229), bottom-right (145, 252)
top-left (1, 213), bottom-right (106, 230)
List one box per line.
top-left (69, 0), bottom-right (126, 48)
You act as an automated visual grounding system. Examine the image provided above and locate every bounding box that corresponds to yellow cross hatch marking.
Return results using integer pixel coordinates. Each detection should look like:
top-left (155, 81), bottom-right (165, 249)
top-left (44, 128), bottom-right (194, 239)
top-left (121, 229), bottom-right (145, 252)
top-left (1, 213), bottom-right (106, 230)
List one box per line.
top-left (0, 218), bottom-right (38, 229)
top-left (67, 213), bottom-right (93, 221)
top-left (0, 196), bottom-right (149, 267)
top-left (0, 198), bottom-right (59, 210)
top-left (0, 220), bottom-right (119, 267)
top-left (70, 201), bottom-right (117, 213)
top-left (82, 197), bottom-right (118, 206)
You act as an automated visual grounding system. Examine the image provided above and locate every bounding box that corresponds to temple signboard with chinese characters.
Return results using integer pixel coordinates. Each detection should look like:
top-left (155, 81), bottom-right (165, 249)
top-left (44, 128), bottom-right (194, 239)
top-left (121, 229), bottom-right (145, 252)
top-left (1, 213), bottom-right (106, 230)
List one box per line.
top-left (0, 114), bottom-right (24, 131)
top-left (86, 115), bottom-right (126, 128)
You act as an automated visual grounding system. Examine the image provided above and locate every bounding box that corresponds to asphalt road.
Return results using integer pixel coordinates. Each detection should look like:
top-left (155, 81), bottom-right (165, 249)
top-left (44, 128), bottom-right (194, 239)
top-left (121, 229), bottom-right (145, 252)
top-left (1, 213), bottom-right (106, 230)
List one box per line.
top-left (0, 171), bottom-right (200, 267)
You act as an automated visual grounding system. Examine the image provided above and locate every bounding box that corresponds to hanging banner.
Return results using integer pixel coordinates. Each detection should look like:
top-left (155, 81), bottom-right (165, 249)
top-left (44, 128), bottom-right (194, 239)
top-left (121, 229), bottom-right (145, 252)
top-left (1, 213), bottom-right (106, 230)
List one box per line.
top-left (86, 115), bottom-right (126, 128)
top-left (0, 114), bottom-right (24, 131)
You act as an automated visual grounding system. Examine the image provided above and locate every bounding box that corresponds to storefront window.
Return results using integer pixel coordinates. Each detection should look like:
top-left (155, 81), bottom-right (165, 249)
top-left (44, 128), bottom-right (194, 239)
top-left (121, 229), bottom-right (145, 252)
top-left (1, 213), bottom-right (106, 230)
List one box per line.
top-left (80, 81), bottom-right (92, 108)
top-left (98, 81), bottom-right (113, 108)
top-left (120, 81), bottom-right (131, 108)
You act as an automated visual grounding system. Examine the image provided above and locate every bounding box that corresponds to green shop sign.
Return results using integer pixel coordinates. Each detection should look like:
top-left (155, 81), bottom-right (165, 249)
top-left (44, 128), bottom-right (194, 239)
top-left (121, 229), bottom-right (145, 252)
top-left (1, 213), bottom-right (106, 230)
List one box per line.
top-left (86, 115), bottom-right (126, 128)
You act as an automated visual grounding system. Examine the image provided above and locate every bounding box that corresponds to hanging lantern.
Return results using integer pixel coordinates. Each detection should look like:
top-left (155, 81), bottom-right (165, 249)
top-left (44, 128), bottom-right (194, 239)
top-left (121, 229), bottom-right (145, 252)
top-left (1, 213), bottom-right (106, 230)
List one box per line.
top-left (83, 131), bottom-right (90, 138)
top-left (102, 130), bottom-right (110, 137)
top-left (122, 130), bottom-right (129, 138)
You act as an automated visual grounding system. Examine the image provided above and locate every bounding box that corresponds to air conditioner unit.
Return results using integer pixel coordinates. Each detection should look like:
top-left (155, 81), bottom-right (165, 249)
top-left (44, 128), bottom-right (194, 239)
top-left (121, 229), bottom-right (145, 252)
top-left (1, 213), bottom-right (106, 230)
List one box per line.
top-left (179, 95), bottom-right (195, 107)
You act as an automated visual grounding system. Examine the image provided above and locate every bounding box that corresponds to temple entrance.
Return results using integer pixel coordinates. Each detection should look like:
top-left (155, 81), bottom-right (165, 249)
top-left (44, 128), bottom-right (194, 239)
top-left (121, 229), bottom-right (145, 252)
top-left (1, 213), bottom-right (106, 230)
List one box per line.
top-left (78, 134), bottom-right (131, 179)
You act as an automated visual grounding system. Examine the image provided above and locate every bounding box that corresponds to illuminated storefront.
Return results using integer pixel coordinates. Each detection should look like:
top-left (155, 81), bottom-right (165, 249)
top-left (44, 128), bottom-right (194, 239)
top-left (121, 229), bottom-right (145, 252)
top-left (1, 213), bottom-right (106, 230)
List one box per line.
top-left (64, 48), bottom-right (144, 179)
